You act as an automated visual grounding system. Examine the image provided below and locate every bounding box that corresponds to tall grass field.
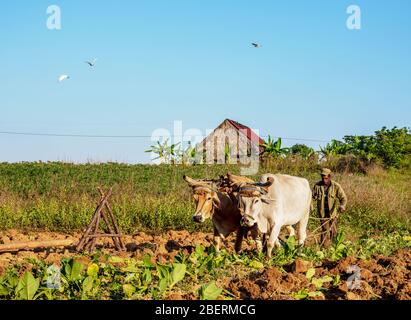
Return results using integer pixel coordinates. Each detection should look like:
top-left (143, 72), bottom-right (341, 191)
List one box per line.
top-left (0, 161), bottom-right (409, 242)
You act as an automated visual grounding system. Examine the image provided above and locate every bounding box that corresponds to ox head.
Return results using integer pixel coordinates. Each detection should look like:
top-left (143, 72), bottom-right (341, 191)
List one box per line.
top-left (228, 173), bottom-right (274, 227)
top-left (183, 175), bottom-right (221, 223)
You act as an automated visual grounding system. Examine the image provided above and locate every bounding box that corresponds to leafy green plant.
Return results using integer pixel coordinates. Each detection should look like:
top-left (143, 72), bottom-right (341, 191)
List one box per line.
top-left (343, 135), bottom-right (376, 163)
top-left (87, 263), bottom-right (99, 278)
top-left (311, 275), bottom-right (333, 290)
top-left (319, 126), bottom-right (410, 169)
top-left (248, 260), bottom-right (264, 270)
top-left (62, 259), bottom-right (83, 282)
top-left (0, 283), bottom-right (9, 297)
top-left (261, 136), bottom-right (290, 158)
top-left (290, 144), bottom-right (315, 160)
top-left (156, 263), bottom-right (186, 294)
top-left (179, 142), bottom-right (201, 165)
top-left (329, 232), bottom-right (353, 261)
top-left (0, 271), bottom-right (19, 299)
top-left (15, 272), bottom-right (40, 300)
top-left (145, 140), bottom-right (169, 162)
top-left (293, 289), bottom-right (323, 300)
top-left (320, 139), bottom-right (350, 159)
top-left (293, 268), bottom-right (333, 300)
top-left (271, 236), bottom-right (300, 265)
top-left (169, 264), bottom-right (186, 289)
top-left (224, 143), bottom-right (231, 164)
top-left (122, 284), bottom-right (136, 298)
top-left (198, 281), bottom-right (222, 300)
top-left (373, 127), bottom-right (411, 168)
top-left (145, 139), bottom-right (181, 164)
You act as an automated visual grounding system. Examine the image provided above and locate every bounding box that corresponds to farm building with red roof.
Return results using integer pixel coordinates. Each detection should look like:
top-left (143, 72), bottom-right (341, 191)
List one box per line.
top-left (197, 119), bottom-right (265, 164)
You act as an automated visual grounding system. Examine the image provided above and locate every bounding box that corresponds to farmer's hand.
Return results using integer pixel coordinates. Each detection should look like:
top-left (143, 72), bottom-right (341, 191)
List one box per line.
top-left (339, 206), bottom-right (346, 213)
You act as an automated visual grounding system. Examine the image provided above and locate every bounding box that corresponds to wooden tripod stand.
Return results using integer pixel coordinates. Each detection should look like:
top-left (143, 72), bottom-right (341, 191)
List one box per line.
top-left (76, 187), bottom-right (126, 252)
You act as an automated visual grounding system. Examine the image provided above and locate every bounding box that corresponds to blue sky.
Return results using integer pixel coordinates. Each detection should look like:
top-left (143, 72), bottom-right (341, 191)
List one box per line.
top-left (0, 0), bottom-right (410, 163)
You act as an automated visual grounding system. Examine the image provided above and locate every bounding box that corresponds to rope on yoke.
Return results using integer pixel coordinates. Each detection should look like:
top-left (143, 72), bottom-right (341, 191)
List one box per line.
top-left (307, 213), bottom-right (340, 246)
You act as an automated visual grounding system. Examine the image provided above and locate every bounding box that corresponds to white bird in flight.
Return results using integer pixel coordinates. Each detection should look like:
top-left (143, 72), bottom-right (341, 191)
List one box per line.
top-left (85, 58), bottom-right (98, 67)
top-left (58, 74), bottom-right (70, 83)
top-left (251, 43), bottom-right (261, 48)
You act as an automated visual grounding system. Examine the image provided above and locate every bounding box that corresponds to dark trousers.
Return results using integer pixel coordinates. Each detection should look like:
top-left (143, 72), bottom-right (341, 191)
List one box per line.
top-left (321, 209), bottom-right (337, 246)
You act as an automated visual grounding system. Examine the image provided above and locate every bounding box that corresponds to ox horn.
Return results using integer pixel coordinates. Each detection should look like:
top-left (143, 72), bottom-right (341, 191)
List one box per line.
top-left (183, 175), bottom-right (210, 188)
top-left (255, 176), bottom-right (274, 192)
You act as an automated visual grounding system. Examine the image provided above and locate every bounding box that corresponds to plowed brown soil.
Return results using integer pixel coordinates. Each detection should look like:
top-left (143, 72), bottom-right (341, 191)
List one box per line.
top-left (0, 230), bottom-right (410, 300)
top-left (227, 249), bottom-right (411, 300)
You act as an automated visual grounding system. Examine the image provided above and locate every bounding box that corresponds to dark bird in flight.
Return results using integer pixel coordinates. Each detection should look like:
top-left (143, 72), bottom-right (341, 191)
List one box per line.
top-left (85, 58), bottom-right (98, 67)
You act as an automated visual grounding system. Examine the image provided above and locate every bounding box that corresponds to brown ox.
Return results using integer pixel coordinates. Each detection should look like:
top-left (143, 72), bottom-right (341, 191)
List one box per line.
top-left (183, 174), bottom-right (261, 252)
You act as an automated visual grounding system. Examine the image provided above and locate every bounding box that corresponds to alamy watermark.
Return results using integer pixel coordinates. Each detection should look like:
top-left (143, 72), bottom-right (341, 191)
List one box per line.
top-left (346, 5), bottom-right (361, 30)
top-left (47, 5), bottom-right (61, 30)
top-left (46, 264), bottom-right (61, 289)
top-left (347, 265), bottom-right (362, 290)
top-left (147, 121), bottom-right (260, 175)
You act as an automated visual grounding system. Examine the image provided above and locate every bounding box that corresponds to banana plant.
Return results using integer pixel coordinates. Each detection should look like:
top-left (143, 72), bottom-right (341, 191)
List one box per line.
top-left (319, 140), bottom-right (350, 159)
top-left (166, 142), bottom-right (181, 165)
top-left (179, 142), bottom-right (200, 165)
top-left (224, 143), bottom-right (231, 164)
top-left (145, 139), bottom-right (181, 164)
top-left (145, 140), bottom-right (169, 163)
top-left (260, 136), bottom-right (290, 158)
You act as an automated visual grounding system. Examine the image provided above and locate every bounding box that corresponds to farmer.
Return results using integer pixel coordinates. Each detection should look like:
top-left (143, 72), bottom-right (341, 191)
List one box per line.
top-left (312, 168), bottom-right (347, 247)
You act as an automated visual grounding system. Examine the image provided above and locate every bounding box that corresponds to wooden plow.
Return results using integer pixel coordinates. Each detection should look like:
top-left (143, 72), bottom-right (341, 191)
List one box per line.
top-left (76, 187), bottom-right (126, 252)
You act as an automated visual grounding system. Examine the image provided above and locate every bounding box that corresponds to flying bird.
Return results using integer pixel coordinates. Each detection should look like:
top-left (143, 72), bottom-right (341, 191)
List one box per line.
top-left (251, 43), bottom-right (261, 48)
top-left (58, 74), bottom-right (70, 83)
top-left (85, 58), bottom-right (98, 67)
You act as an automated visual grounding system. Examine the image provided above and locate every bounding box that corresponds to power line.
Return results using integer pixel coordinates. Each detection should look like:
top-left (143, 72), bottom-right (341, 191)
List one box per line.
top-left (0, 131), bottom-right (330, 143)
top-left (0, 131), bottom-right (153, 138)
top-left (268, 137), bottom-right (330, 143)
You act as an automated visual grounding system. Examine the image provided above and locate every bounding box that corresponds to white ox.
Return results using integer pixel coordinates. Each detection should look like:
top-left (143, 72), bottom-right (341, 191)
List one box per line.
top-left (229, 173), bottom-right (311, 258)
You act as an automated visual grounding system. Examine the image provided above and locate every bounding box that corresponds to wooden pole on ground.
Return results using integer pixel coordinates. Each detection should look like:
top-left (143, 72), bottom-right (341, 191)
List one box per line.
top-left (0, 239), bottom-right (74, 253)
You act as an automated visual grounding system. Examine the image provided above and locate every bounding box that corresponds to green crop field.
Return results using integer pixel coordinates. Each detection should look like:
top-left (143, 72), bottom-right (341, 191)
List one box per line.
top-left (0, 161), bottom-right (410, 300)
top-left (0, 161), bottom-right (409, 238)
